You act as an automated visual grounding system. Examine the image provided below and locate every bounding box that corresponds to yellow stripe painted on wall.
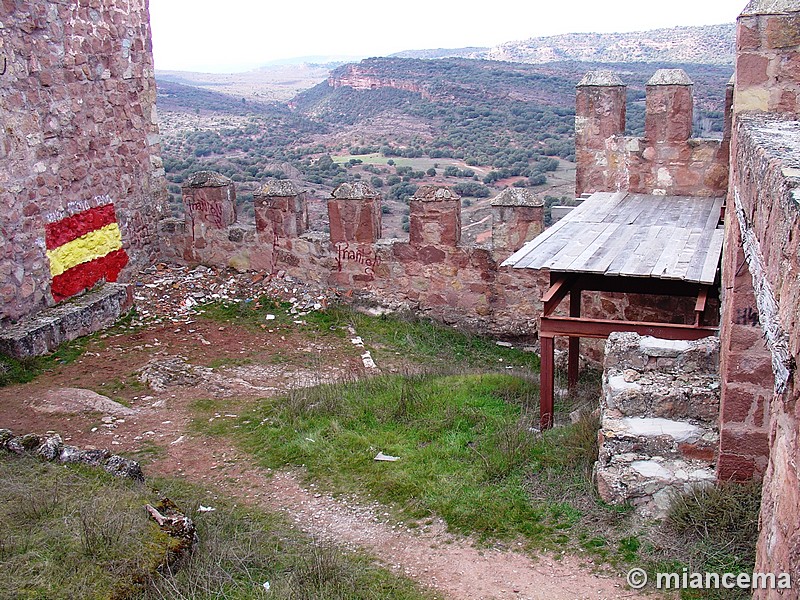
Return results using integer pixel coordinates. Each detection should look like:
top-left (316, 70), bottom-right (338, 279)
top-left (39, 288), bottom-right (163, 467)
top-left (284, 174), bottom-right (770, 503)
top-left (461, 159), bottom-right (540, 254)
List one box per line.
top-left (46, 223), bottom-right (124, 277)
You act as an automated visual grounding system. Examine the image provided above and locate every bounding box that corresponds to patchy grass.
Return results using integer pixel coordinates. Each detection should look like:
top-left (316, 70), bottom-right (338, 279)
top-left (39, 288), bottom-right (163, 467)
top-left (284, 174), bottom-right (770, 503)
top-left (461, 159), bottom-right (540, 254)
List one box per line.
top-left (305, 305), bottom-right (540, 370)
top-left (197, 295), bottom-right (296, 330)
top-left (0, 453), bottom-right (434, 600)
top-left (641, 481), bottom-right (763, 600)
top-left (197, 370), bottom-right (639, 561)
top-left (0, 454), bottom-right (170, 599)
top-left (145, 478), bottom-right (435, 600)
top-left (0, 337), bottom-right (89, 388)
top-left (197, 298), bottom-right (539, 371)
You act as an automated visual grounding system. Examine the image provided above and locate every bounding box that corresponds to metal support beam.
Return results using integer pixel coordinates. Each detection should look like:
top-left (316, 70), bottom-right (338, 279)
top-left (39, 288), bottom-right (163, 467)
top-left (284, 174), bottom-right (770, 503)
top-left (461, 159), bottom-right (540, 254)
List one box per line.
top-left (542, 275), bottom-right (577, 316)
top-left (695, 288), bottom-right (708, 326)
top-left (540, 315), bottom-right (718, 340)
top-left (568, 288), bottom-right (581, 390)
top-left (540, 335), bottom-right (555, 430)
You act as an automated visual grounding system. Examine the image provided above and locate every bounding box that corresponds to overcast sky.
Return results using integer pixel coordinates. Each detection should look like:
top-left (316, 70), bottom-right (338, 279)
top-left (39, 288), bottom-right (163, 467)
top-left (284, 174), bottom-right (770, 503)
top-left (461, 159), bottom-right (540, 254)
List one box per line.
top-left (149, 0), bottom-right (747, 73)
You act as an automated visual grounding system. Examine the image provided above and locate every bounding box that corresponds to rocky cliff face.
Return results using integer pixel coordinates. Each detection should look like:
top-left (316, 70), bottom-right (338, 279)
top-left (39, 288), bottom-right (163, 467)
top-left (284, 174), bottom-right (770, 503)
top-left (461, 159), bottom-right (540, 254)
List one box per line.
top-left (329, 65), bottom-right (432, 100)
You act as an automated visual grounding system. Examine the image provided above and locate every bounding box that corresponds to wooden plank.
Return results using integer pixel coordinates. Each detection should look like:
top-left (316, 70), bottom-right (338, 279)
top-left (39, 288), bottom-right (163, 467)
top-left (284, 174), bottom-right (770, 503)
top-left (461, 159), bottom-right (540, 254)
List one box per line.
top-left (505, 195), bottom-right (602, 268)
top-left (545, 223), bottom-right (608, 271)
top-left (685, 203), bottom-right (727, 282)
top-left (565, 192), bottom-right (617, 223)
top-left (582, 224), bottom-right (637, 274)
top-left (514, 223), bottom-right (583, 269)
top-left (623, 224), bottom-right (675, 277)
top-left (588, 191), bottom-right (628, 222)
top-left (651, 226), bottom-right (691, 279)
top-left (562, 223), bottom-right (620, 273)
top-left (619, 225), bottom-right (667, 277)
top-left (605, 193), bottom-right (649, 225)
top-left (669, 229), bottom-right (702, 280)
top-left (605, 224), bottom-right (652, 276)
top-left (697, 228), bottom-right (725, 285)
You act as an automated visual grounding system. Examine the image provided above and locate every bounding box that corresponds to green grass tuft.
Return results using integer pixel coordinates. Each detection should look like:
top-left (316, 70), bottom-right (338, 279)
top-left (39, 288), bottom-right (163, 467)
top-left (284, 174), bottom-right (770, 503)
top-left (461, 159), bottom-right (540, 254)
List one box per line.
top-left (0, 337), bottom-right (89, 388)
top-left (198, 370), bottom-right (638, 559)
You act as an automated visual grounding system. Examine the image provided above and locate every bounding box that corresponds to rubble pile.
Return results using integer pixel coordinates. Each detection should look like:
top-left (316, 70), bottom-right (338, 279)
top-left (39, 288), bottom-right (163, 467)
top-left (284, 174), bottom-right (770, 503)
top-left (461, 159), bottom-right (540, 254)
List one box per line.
top-left (130, 264), bottom-right (342, 326)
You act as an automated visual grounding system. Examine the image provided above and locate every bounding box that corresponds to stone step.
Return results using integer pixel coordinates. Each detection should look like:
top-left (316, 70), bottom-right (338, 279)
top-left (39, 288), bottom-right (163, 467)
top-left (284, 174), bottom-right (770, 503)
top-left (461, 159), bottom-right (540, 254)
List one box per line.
top-left (604, 370), bottom-right (720, 425)
top-left (0, 283), bottom-right (132, 358)
top-left (599, 416), bottom-right (718, 464)
top-left (595, 456), bottom-right (716, 517)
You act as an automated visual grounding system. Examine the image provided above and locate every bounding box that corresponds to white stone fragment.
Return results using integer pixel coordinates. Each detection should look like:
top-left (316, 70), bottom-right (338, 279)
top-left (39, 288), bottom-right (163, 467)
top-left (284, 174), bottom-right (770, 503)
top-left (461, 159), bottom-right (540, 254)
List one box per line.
top-left (638, 336), bottom-right (691, 357)
top-left (606, 374), bottom-right (641, 394)
top-left (631, 460), bottom-right (672, 480)
top-left (619, 417), bottom-right (702, 443)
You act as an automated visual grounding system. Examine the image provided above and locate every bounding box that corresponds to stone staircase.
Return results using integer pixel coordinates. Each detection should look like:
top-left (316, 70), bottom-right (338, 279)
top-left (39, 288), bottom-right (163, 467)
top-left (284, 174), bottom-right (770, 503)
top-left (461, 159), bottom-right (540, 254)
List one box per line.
top-left (594, 333), bottom-right (720, 517)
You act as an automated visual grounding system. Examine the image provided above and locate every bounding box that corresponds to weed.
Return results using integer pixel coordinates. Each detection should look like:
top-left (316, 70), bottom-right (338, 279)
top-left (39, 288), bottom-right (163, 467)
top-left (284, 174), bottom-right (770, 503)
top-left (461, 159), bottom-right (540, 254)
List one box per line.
top-left (0, 453), bottom-right (431, 600)
top-left (143, 479), bottom-right (433, 600)
top-left (665, 481), bottom-right (761, 572)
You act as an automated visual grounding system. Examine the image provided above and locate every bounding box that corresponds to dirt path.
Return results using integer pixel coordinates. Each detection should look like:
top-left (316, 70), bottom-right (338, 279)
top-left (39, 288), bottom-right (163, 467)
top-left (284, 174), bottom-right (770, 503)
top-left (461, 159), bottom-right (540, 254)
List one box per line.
top-left (136, 413), bottom-right (646, 600)
top-left (0, 370), bottom-right (646, 600)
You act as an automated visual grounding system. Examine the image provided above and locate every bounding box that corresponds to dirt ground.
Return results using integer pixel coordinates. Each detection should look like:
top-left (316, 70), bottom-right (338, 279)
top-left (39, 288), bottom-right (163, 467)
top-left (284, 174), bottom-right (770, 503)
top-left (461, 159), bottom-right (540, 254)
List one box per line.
top-left (0, 271), bottom-right (649, 600)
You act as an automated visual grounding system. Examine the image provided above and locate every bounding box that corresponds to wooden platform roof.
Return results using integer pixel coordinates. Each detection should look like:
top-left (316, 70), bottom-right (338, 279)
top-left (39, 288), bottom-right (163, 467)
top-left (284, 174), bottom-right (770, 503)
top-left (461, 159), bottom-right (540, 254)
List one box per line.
top-left (502, 192), bottom-right (725, 285)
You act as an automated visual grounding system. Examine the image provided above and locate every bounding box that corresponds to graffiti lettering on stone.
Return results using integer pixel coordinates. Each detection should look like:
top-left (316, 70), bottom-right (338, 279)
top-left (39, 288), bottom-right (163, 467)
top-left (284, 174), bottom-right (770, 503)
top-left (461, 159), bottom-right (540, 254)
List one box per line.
top-left (336, 243), bottom-right (381, 276)
top-left (735, 307), bottom-right (760, 327)
top-left (0, 56), bottom-right (7, 76)
top-left (186, 200), bottom-right (225, 229)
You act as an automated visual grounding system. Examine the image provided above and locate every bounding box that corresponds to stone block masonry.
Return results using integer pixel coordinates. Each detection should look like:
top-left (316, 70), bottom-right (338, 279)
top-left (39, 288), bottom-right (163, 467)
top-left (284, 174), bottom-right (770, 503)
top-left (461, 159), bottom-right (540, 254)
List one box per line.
top-left (595, 332), bottom-right (721, 517)
top-left (727, 112), bottom-right (800, 597)
top-left (162, 180), bottom-right (550, 336)
top-left (575, 68), bottom-right (731, 198)
top-left (0, 0), bottom-right (167, 325)
top-left (160, 177), bottom-right (705, 351)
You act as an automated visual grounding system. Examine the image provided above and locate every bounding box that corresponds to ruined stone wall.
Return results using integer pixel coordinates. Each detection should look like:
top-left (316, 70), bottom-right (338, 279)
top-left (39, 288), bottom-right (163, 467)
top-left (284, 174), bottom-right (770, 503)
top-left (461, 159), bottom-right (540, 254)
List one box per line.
top-left (0, 0), bottom-right (166, 324)
top-left (160, 181), bottom-right (549, 337)
top-left (160, 178), bottom-right (706, 342)
top-left (575, 69), bottom-right (730, 198)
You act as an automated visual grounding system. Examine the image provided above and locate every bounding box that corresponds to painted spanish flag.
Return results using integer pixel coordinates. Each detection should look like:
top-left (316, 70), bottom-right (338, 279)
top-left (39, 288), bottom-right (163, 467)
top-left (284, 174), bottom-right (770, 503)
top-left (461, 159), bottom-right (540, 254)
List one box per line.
top-left (45, 203), bottom-right (129, 302)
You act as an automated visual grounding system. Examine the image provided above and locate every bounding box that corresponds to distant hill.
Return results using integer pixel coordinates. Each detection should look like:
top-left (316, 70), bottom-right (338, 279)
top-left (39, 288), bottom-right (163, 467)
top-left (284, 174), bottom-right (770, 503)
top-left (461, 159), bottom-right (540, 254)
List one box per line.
top-left (393, 24), bottom-right (736, 66)
top-left (391, 47), bottom-right (489, 60)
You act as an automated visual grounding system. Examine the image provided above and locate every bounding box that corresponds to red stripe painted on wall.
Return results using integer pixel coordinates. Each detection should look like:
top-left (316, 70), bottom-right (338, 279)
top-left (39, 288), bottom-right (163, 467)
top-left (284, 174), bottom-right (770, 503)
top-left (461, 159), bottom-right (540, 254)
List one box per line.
top-left (45, 204), bottom-right (118, 250)
top-left (50, 248), bottom-right (129, 302)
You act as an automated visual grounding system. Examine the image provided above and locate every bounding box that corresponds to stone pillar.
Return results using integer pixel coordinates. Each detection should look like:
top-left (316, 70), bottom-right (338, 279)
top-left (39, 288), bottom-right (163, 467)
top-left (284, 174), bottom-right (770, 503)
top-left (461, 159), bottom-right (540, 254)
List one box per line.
top-left (575, 70), bottom-right (626, 197)
top-left (328, 182), bottom-right (381, 244)
top-left (735, 0), bottom-right (800, 114)
top-left (409, 185), bottom-right (461, 247)
top-left (181, 171), bottom-right (236, 235)
top-left (490, 188), bottom-right (544, 259)
top-left (645, 69), bottom-right (694, 145)
top-left (253, 179), bottom-right (308, 240)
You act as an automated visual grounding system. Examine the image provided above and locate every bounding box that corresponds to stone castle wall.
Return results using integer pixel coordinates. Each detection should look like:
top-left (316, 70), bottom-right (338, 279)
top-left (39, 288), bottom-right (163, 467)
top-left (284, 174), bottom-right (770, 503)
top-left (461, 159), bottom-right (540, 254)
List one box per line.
top-left (728, 112), bottom-right (800, 595)
top-left (159, 174), bottom-right (704, 341)
top-left (722, 0), bottom-right (800, 590)
top-left (575, 69), bottom-right (731, 198)
top-left (0, 0), bottom-right (166, 325)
